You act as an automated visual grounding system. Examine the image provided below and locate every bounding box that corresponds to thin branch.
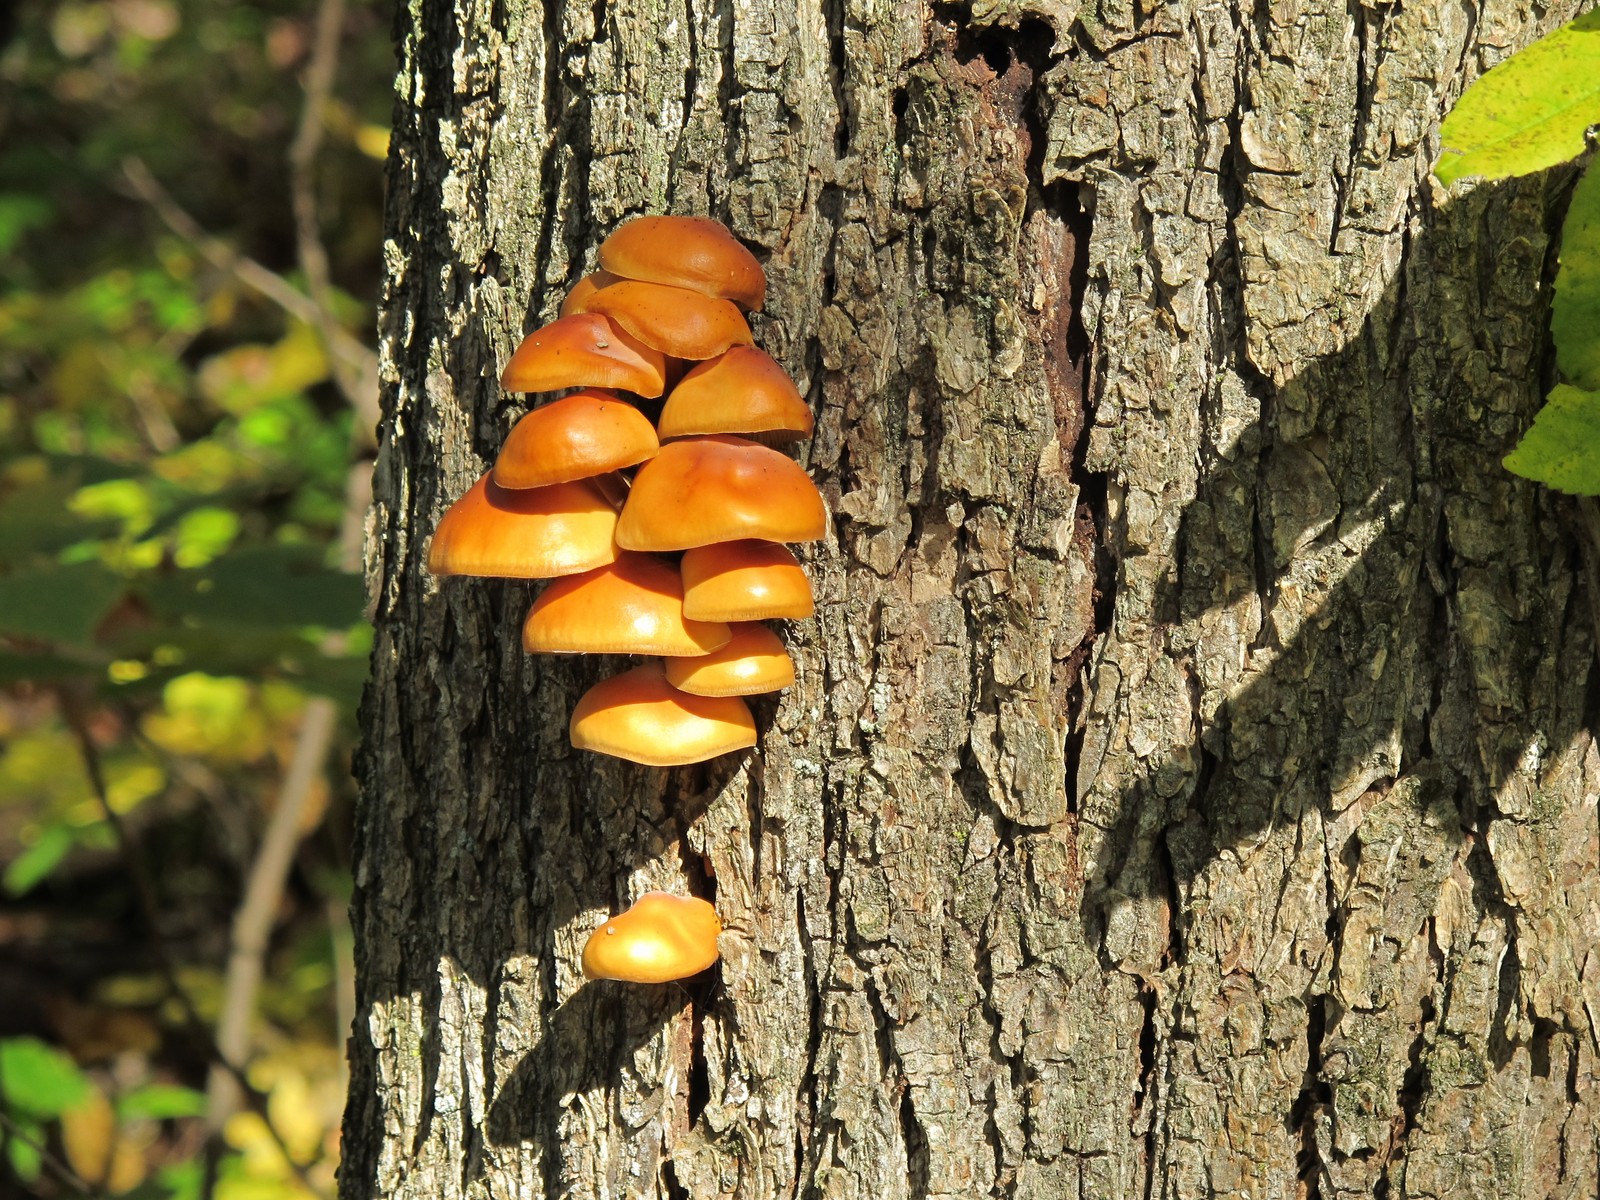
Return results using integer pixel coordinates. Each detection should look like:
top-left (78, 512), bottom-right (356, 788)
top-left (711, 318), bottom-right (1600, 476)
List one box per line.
top-left (0, 1110), bottom-right (100, 1198)
top-left (119, 156), bottom-right (379, 437)
top-left (288, 0), bottom-right (374, 425)
top-left (56, 691), bottom-right (325, 1197)
top-left (202, 699), bottom-right (339, 1125)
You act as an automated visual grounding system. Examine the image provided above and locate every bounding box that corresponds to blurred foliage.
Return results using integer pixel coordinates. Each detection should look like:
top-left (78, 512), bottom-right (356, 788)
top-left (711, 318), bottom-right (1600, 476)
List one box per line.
top-left (1, 0), bottom-right (390, 1196)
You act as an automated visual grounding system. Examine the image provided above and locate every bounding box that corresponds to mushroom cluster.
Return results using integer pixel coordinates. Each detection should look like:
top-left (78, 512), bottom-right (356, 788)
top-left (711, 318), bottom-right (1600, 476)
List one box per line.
top-left (427, 218), bottom-right (820, 978)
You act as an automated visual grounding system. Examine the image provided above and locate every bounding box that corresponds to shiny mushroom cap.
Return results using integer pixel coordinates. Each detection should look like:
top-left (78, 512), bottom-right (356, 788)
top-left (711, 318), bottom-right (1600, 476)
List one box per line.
top-left (581, 891), bottom-right (722, 983)
top-left (581, 280), bottom-right (754, 361)
top-left (663, 623), bottom-right (795, 696)
top-left (658, 346), bottom-right (814, 440)
top-left (616, 436), bottom-right (827, 551)
top-left (500, 313), bottom-right (668, 398)
top-left (680, 540), bottom-right (815, 621)
top-left (492, 390), bottom-right (659, 490)
top-left (522, 552), bottom-right (732, 656)
top-left (569, 663), bottom-right (756, 765)
top-left (559, 269), bottom-right (622, 318)
top-left (599, 215), bottom-right (766, 311)
top-left (427, 473), bottom-right (619, 579)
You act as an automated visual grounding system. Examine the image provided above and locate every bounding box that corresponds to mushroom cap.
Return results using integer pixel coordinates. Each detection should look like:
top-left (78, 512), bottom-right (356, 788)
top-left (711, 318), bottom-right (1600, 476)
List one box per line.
top-left (658, 346), bottom-right (815, 440)
top-left (559, 269), bottom-right (622, 318)
top-left (569, 663), bottom-right (756, 765)
top-left (581, 891), bottom-right (722, 983)
top-left (582, 280), bottom-right (754, 361)
top-left (663, 623), bottom-right (795, 696)
top-left (522, 552), bottom-right (733, 656)
top-left (500, 313), bottom-right (668, 398)
top-left (599, 215), bottom-right (766, 311)
top-left (681, 540), bottom-right (815, 621)
top-left (492, 390), bottom-right (660, 489)
top-left (427, 473), bottom-right (619, 579)
top-left (616, 436), bottom-right (827, 551)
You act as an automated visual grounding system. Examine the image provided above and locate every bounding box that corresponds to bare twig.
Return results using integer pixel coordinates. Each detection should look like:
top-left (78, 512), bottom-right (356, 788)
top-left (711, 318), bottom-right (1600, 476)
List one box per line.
top-left (57, 693), bottom-right (324, 1197)
top-left (288, 0), bottom-right (375, 427)
top-left (118, 156), bottom-right (379, 438)
top-left (202, 699), bottom-right (339, 1125)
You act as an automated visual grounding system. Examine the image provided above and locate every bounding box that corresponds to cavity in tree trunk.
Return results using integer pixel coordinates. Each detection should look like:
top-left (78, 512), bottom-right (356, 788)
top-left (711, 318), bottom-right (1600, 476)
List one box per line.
top-left (344, 1), bottom-right (1600, 1197)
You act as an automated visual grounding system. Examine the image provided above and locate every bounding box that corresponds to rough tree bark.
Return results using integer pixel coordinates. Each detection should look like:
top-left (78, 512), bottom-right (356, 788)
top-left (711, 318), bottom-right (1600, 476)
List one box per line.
top-left (345, 0), bottom-right (1600, 1197)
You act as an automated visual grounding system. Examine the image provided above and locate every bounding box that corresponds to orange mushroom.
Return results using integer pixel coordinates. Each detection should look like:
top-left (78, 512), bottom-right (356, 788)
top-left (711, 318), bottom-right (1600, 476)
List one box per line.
top-left (500, 313), bottom-right (668, 397)
top-left (583, 280), bottom-right (754, 360)
top-left (599, 215), bottom-right (766, 311)
top-left (680, 540), bottom-right (815, 621)
top-left (569, 663), bottom-right (756, 765)
top-left (427, 473), bottom-right (619, 579)
top-left (657, 346), bottom-right (814, 440)
top-left (492, 389), bottom-right (659, 490)
top-left (522, 553), bottom-right (732, 656)
top-left (616, 436), bottom-right (827, 551)
top-left (559, 269), bottom-right (622, 318)
top-left (581, 891), bottom-right (722, 983)
top-left (663, 623), bottom-right (795, 696)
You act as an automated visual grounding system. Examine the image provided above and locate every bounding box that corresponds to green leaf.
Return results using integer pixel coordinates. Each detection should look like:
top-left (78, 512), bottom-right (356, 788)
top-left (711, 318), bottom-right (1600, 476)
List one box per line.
top-left (1504, 384), bottom-right (1600, 493)
top-left (0, 649), bottom-right (101, 686)
top-left (0, 561), bottom-right (127, 646)
top-left (141, 546), bottom-right (363, 630)
top-left (0, 473), bottom-right (122, 562)
top-left (0, 194), bottom-right (52, 256)
top-left (1554, 158), bottom-right (1600, 389)
top-left (117, 1083), bottom-right (207, 1121)
top-left (0, 1037), bottom-right (91, 1117)
top-left (5, 1118), bottom-right (43, 1182)
top-left (1435, 11), bottom-right (1600, 184)
top-left (3, 824), bottom-right (75, 896)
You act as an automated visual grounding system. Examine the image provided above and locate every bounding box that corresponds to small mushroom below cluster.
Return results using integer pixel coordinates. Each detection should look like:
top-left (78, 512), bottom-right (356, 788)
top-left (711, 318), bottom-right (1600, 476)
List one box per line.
top-left (581, 891), bottom-right (722, 983)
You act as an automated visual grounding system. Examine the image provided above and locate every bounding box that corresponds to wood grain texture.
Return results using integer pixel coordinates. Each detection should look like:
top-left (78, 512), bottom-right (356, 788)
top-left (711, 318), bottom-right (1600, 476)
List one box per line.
top-left (345, 1), bottom-right (1600, 1197)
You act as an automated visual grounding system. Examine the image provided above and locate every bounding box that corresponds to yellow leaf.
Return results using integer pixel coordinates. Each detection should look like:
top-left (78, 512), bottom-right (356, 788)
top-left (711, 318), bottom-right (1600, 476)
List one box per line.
top-left (60, 1087), bottom-right (115, 1186)
top-left (354, 124), bottom-right (391, 161)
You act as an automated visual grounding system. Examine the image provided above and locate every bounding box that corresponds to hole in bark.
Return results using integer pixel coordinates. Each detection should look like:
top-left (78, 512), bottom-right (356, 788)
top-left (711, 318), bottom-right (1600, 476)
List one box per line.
top-left (944, 13), bottom-right (1058, 79)
top-left (1131, 983), bottom-right (1157, 1114)
top-left (1530, 1015), bottom-right (1557, 1079)
top-left (1489, 909), bottom-right (1521, 1072)
top-left (1289, 993), bottom-right (1331, 1198)
top-left (1397, 994), bottom-right (1434, 1119)
top-left (662, 1156), bottom-right (691, 1200)
top-left (687, 995), bottom-right (710, 1124)
top-left (825, 0), bottom-right (850, 155)
top-left (1375, 992), bottom-right (1435, 1198)
top-left (899, 1085), bottom-right (930, 1200)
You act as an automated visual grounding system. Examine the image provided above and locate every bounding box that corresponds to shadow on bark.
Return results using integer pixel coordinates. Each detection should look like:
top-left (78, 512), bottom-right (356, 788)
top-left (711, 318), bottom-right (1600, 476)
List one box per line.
top-left (1078, 160), bottom-right (1592, 957)
top-left (483, 979), bottom-right (701, 1146)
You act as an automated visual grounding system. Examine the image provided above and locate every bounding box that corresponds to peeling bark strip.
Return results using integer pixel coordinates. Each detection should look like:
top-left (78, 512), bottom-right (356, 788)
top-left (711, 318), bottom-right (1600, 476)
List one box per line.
top-left (348, 1), bottom-right (1600, 1198)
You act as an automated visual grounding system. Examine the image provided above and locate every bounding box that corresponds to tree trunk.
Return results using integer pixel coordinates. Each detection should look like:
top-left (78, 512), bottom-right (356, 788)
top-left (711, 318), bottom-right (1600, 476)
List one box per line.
top-left (345, 0), bottom-right (1600, 1197)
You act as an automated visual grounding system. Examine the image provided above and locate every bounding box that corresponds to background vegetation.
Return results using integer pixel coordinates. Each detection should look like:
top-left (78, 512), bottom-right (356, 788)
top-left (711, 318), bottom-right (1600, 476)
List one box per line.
top-left (0, 1), bottom-right (390, 1195)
